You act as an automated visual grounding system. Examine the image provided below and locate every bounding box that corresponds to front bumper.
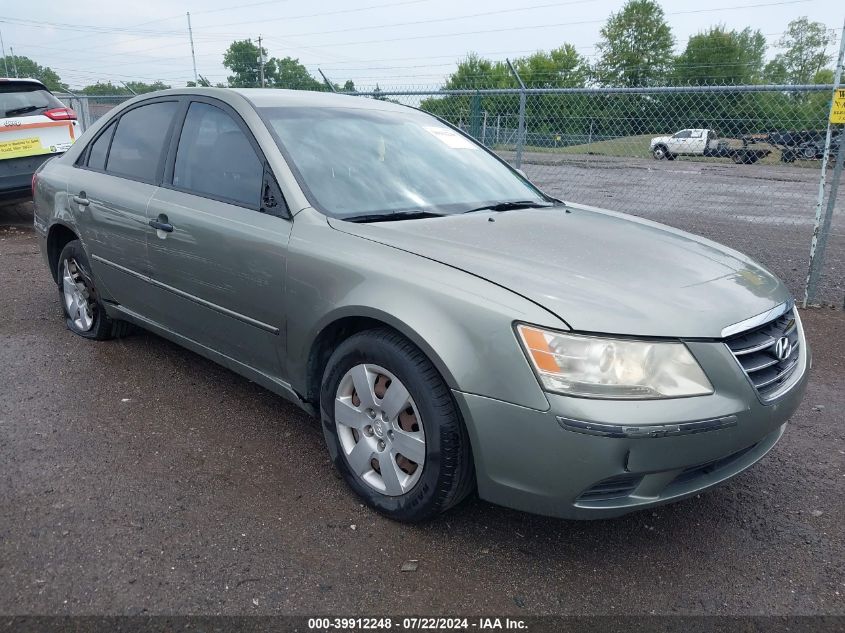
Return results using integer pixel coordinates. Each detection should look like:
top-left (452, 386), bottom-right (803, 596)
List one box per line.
top-left (454, 337), bottom-right (810, 520)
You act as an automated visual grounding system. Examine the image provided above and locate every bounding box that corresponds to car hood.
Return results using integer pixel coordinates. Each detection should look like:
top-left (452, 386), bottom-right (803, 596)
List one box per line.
top-left (328, 203), bottom-right (790, 338)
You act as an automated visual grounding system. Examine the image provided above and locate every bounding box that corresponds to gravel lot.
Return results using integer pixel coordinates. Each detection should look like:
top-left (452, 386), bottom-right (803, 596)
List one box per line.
top-left (1, 204), bottom-right (844, 617)
top-left (506, 151), bottom-right (845, 307)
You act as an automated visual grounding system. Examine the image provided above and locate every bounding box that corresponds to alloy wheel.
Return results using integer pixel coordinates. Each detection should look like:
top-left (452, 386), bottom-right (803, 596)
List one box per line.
top-left (62, 258), bottom-right (95, 332)
top-left (334, 363), bottom-right (426, 496)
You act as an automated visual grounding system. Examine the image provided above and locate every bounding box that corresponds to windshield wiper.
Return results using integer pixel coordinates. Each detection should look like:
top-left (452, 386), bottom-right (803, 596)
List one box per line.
top-left (4, 105), bottom-right (40, 117)
top-left (463, 200), bottom-right (555, 214)
top-left (342, 210), bottom-right (446, 223)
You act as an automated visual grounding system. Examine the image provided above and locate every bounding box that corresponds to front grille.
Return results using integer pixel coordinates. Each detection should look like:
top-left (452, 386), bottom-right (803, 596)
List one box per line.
top-left (577, 473), bottom-right (643, 502)
top-left (725, 306), bottom-right (801, 400)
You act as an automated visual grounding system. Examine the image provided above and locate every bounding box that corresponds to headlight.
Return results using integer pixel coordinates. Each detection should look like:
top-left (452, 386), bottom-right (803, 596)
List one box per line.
top-left (516, 324), bottom-right (713, 399)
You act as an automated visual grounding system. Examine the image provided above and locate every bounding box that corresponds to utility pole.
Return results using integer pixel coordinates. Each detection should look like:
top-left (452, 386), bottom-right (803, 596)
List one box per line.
top-left (804, 16), bottom-right (845, 307)
top-left (258, 35), bottom-right (266, 88)
top-left (9, 46), bottom-right (18, 77)
top-left (318, 68), bottom-right (337, 92)
top-left (0, 28), bottom-right (9, 77)
top-left (186, 12), bottom-right (198, 85)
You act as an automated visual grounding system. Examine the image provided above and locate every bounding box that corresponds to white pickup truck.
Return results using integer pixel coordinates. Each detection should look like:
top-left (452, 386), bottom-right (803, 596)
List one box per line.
top-left (650, 128), bottom-right (770, 164)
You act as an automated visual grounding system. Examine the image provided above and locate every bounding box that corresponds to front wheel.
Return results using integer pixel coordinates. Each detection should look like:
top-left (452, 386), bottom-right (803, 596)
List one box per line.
top-left (320, 329), bottom-right (474, 522)
top-left (652, 145), bottom-right (668, 160)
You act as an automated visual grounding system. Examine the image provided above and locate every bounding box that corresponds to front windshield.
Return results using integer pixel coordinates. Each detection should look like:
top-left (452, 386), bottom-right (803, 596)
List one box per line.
top-left (259, 105), bottom-right (546, 218)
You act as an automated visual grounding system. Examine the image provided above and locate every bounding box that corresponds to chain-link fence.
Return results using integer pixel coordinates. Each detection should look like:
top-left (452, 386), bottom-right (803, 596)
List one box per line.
top-left (58, 84), bottom-right (844, 306)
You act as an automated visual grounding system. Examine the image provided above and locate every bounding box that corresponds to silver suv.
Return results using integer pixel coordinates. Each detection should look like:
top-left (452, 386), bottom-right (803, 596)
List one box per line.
top-left (32, 89), bottom-right (809, 522)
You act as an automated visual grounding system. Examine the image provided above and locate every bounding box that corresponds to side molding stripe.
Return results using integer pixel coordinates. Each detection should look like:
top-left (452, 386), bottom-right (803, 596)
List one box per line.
top-left (90, 254), bottom-right (280, 335)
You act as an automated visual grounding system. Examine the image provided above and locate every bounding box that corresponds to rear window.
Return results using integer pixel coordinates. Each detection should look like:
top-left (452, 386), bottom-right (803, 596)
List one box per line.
top-left (1, 82), bottom-right (64, 118)
top-left (87, 122), bottom-right (116, 171)
top-left (106, 101), bottom-right (178, 182)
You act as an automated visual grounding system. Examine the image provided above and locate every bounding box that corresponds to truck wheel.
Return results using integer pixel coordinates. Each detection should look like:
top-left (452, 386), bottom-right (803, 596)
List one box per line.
top-left (320, 328), bottom-right (475, 522)
top-left (652, 145), bottom-right (668, 160)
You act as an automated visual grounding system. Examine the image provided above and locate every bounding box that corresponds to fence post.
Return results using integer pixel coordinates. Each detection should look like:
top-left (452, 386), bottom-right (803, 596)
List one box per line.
top-left (804, 18), bottom-right (845, 307)
top-left (506, 59), bottom-right (526, 169)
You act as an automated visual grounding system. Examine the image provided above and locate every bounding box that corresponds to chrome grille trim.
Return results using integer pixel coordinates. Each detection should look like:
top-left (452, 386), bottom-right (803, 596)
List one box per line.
top-left (724, 304), bottom-right (804, 401)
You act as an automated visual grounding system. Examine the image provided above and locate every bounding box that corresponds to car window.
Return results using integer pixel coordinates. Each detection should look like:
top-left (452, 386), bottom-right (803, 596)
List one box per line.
top-left (674, 130), bottom-right (692, 139)
top-left (1, 83), bottom-right (64, 118)
top-left (690, 130), bottom-right (703, 138)
top-left (260, 106), bottom-right (545, 218)
top-left (86, 122), bottom-right (116, 171)
top-left (106, 101), bottom-right (178, 182)
top-left (173, 102), bottom-right (263, 208)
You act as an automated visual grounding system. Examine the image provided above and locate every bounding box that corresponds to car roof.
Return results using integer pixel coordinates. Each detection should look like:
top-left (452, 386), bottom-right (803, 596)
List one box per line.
top-left (138, 87), bottom-right (411, 113)
top-left (0, 77), bottom-right (49, 90)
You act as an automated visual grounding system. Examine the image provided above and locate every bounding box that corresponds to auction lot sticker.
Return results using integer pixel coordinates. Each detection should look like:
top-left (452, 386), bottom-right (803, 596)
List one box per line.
top-left (0, 137), bottom-right (45, 159)
top-left (831, 88), bottom-right (845, 124)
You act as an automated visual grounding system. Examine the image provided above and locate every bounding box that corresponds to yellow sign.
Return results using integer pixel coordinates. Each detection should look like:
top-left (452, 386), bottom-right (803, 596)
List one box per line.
top-left (0, 137), bottom-right (48, 159)
top-left (832, 88), bottom-right (845, 124)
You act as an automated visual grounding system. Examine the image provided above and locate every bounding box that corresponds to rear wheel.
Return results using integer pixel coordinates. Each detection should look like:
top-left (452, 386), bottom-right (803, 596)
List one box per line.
top-left (320, 329), bottom-right (474, 522)
top-left (57, 240), bottom-right (130, 340)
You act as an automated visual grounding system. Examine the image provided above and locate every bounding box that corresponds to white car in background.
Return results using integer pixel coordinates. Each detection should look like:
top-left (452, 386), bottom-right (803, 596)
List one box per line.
top-left (1, 78), bottom-right (79, 202)
top-left (650, 129), bottom-right (719, 160)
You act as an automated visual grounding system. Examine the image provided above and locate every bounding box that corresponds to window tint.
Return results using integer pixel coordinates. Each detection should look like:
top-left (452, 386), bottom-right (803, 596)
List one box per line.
top-left (674, 130), bottom-right (692, 139)
top-left (1, 83), bottom-right (64, 118)
top-left (173, 102), bottom-right (262, 208)
top-left (106, 101), bottom-right (178, 182)
top-left (86, 122), bottom-right (116, 171)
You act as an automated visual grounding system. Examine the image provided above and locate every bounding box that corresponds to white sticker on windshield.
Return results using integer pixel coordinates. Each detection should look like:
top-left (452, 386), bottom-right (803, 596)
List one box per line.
top-left (424, 126), bottom-right (477, 149)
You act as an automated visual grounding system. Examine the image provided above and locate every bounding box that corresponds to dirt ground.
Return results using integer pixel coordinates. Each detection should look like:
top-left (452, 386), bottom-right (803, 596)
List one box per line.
top-left (1, 207), bottom-right (843, 616)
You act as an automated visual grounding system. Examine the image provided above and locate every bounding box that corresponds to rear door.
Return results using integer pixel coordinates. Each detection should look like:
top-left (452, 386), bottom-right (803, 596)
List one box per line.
top-left (70, 98), bottom-right (181, 310)
top-left (144, 98), bottom-right (292, 379)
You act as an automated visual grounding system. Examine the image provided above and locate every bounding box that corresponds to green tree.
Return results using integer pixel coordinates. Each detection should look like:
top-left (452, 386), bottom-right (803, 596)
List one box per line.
top-left (79, 82), bottom-right (130, 95)
top-left (223, 39), bottom-right (272, 87)
top-left (3, 55), bottom-right (66, 91)
top-left (271, 57), bottom-right (323, 90)
top-left (765, 17), bottom-right (834, 84)
top-left (674, 26), bottom-right (766, 85)
top-left (595, 0), bottom-right (675, 87)
top-left (187, 75), bottom-right (212, 87)
top-left (124, 81), bottom-right (171, 94)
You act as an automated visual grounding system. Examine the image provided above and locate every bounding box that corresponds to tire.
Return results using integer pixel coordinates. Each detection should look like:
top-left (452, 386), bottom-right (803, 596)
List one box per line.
top-left (802, 145), bottom-right (818, 160)
top-left (57, 240), bottom-right (131, 340)
top-left (652, 145), bottom-right (668, 160)
top-left (320, 328), bottom-right (474, 522)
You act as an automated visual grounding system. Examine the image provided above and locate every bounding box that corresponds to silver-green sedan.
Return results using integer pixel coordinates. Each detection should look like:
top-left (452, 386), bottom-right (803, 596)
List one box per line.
top-left (32, 89), bottom-right (810, 522)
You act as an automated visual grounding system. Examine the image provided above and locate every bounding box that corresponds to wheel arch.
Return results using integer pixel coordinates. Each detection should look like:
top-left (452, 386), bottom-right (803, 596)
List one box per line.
top-left (302, 307), bottom-right (458, 407)
top-left (46, 222), bottom-right (79, 282)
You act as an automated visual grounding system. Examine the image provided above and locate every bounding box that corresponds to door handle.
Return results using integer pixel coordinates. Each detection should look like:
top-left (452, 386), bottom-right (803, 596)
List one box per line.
top-left (72, 192), bottom-right (90, 206)
top-left (149, 213), bottom-right (174, 234)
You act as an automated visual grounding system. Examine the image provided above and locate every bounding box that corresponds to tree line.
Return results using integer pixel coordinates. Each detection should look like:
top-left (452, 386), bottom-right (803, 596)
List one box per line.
top-left (420, 1), bottom-right (837, 141)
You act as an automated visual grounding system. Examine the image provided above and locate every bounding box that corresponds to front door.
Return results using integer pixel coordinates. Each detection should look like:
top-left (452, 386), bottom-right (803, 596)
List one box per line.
top-left (143, 99), bottom-right (292, 380)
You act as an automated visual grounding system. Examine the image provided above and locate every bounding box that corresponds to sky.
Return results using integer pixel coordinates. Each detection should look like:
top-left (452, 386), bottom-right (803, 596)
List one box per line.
top-left (1, 0), bottom-right (843, 90)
